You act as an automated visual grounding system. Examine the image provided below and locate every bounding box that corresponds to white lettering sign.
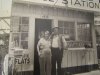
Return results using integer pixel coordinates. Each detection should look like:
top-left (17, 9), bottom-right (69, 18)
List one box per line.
top-left (94, 16), bottom-right (100, 25)
top-left (15, 54), bottom-right (30, 65)
top-left (17, 0), bottom-right (100, 12)
top-left (68, 0), bottom-right (100, 12)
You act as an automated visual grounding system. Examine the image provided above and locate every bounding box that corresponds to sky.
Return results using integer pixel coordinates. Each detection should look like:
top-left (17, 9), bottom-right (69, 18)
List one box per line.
top-left (0, 0), bottom-right (12, 17)
top-left (0, 0), bottom-right (12, 34)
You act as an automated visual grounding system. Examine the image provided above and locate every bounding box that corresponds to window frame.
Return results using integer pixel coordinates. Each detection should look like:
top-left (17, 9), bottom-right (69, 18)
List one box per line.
top-left (77, 22), bottom-right (92, 42)
top-left (11, 16), bottom-right (29, 50)
top-left (58, 20), bottom-right (92, 48)
top-left (58, 20), bottom-right (76, 41)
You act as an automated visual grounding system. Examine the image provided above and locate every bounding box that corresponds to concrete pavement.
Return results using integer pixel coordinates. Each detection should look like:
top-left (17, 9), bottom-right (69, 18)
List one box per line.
top-left (74, 70), bottom-right (100, 75)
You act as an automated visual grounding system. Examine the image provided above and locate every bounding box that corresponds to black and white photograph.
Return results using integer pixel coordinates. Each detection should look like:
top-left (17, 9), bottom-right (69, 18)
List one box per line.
top-left (0, 0), bottom-right (100, 75)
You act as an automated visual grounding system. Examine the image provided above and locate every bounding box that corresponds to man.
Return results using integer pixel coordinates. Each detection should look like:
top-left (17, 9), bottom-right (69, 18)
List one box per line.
top-left (51, 27), bottom-right (66, 75)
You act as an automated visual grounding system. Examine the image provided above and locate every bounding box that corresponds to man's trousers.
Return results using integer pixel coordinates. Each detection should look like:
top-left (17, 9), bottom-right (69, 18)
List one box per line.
top-left (51, 48), bottom-right (63, 75)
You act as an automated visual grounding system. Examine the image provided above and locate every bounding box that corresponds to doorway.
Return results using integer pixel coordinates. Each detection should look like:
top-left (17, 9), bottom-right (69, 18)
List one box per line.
top-left (34, 19), bottom-right (52, 75)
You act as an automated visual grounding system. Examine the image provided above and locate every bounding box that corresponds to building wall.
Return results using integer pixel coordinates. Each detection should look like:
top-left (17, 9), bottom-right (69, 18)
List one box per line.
top-left (10, 2), bottom-right (98, 73)
top-left (95, 25), bottom-right (100, 35)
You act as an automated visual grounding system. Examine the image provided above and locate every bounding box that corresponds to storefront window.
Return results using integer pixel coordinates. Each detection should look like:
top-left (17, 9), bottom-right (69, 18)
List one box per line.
top-left (11, 17), bottom-right (20, 32)
top-left (11, 16), bottom-right (29, 49)
top-left (77, 23), bottom-right (91, 41)
top-left (77, 23), bottom-right (92, 48)
top-left (21, 33), bottom-right (28, 41)
top-left (58, 21), bottom-right (92, 48)
top-left (12, 33), bottom-right (20, 47)
top-left (58, 21), bottom-right (75, 41)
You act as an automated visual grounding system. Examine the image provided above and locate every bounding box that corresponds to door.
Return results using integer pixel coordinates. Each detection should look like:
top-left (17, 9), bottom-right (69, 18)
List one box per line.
top-left (34, 19), bottom-right (52, 75)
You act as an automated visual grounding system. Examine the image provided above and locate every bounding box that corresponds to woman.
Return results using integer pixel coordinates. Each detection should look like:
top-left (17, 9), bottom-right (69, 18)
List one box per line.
top-left (37, 31), bottom-right (51, 75)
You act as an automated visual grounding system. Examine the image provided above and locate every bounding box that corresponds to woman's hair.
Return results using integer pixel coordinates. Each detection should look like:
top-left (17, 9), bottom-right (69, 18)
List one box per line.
top-left (45, 30), bottom-right (50, 35)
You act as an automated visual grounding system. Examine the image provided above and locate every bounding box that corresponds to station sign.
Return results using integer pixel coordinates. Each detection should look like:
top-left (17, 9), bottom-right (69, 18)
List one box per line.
top-left (15, 0), bottom-right (100, 12)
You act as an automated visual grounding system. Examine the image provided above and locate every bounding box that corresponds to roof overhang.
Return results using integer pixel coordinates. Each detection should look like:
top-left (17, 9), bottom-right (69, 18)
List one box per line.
top-left (13, 0), bottom-right (100, 13)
